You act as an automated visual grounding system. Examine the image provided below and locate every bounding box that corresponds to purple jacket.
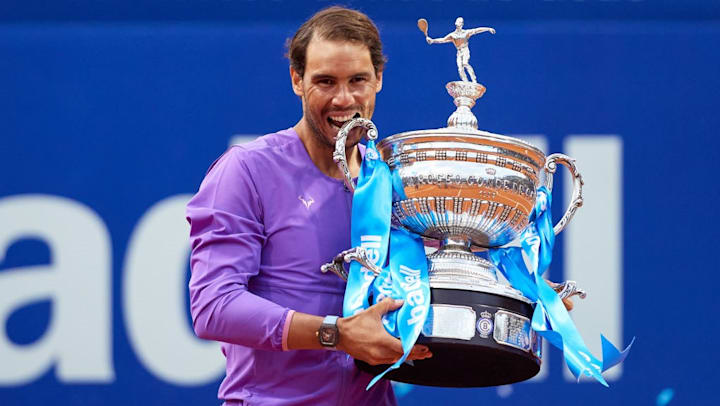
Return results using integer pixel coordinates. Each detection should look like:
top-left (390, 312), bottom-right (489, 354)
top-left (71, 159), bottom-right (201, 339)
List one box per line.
top-left (186, 128), bottom-right (396, 405)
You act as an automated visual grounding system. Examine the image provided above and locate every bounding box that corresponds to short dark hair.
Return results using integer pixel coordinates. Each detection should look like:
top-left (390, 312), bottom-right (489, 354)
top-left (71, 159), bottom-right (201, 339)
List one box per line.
top-left (287, 6), bottom-right (386, 78)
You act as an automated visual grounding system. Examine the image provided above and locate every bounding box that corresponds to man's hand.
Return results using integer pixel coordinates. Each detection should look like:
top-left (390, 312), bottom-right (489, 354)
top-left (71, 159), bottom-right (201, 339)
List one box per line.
top-left (337, 298), bottom-right (433, 366)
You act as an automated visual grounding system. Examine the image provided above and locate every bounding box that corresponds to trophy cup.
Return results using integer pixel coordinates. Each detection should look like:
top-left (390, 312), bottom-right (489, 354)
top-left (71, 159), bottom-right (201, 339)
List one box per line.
top-left (322, 18), bottom-right (586, 387)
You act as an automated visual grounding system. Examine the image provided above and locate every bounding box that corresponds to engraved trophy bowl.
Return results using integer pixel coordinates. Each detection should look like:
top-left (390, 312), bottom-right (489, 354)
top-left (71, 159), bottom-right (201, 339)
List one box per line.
top-left (322, 19), bottom-right (586, 387)
top-left (376, 126), bottom-right (583, 290)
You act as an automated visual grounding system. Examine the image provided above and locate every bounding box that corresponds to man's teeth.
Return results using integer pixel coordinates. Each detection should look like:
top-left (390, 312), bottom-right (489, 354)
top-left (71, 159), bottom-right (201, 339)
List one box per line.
top-left (331, 114), bottom-right (356, 122)
top-left (328, 112), bottom-right (362, 128)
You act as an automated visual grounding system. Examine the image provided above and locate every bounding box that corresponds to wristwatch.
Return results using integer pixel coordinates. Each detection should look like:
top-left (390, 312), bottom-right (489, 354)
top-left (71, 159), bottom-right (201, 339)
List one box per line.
top-left (317, 315), bottom-right (340, 348)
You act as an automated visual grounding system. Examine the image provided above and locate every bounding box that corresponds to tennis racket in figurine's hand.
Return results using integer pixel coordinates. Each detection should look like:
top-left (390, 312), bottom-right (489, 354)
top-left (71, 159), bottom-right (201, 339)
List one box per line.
top-left (417, 18), bottom-right (428, 37)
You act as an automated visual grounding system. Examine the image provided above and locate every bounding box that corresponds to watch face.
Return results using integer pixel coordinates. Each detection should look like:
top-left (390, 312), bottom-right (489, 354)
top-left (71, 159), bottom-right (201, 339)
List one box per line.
top-left (320, 327), bottom-right (337, 345)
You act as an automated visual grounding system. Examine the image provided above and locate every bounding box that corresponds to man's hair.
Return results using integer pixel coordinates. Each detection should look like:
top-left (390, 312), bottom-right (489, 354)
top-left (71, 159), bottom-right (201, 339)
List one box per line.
top-left (287, 6), bottom-right (386, 78)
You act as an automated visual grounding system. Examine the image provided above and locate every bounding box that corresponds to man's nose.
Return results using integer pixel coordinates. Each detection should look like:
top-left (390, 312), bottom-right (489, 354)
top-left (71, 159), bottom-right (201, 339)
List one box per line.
top-left (332, 84), bottom-right (354, 107)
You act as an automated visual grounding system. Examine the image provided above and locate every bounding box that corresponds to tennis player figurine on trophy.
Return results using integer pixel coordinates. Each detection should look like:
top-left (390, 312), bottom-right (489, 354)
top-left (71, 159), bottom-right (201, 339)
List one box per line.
top-left (420, 16), bottom-right (493, 130)
top-left (420, 17), bottom-right (494, 84)
top-left (322, 17), bottom-right (633, 388)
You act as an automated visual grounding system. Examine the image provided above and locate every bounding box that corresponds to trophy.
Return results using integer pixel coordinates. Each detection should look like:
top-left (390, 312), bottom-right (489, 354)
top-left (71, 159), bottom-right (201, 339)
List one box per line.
top-left (322, 18), bottom-right (586, 387)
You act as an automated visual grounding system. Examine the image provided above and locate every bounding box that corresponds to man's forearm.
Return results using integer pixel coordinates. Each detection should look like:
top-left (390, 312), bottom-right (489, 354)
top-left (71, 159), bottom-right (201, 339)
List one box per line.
top-left (286, 312), bottom-right (326, 350)
top-left (192, 288), bottom-right (291, 350)
top-left (286, 299), bottom-right (433, 366)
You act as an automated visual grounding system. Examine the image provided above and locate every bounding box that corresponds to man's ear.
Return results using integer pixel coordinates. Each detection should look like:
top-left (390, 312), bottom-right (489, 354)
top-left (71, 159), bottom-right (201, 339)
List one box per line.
top-left (375, 71), bottom-right (383, 93)
top-left (290, 67), bottom-right (303, 97)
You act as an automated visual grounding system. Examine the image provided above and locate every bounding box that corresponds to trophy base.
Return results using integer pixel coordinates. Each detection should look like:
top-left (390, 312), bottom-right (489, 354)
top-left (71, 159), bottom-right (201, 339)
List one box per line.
top-left (355, 288), bottom-right (540, 387)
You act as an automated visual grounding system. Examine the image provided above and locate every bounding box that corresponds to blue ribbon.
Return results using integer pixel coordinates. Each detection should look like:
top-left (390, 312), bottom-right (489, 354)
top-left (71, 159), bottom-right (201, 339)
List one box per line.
top-left (368, 228), bottom-right (429, 387)
top-left (343, 140), bottom-right (391, 318)
top-left (343, 140), bottom-right (430, 389)
top-left (488, 187), bottom-right (633, 386)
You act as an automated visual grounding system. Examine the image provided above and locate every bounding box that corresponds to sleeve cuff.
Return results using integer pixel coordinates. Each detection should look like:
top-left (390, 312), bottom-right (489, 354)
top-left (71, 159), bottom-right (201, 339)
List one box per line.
top-left (281, 309), bottom-right (295, 351)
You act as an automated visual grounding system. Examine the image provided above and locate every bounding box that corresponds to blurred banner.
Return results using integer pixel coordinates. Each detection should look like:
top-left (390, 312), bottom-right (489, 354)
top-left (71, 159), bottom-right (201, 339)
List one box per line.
top-left (1, 1), bottom-right (719, 405)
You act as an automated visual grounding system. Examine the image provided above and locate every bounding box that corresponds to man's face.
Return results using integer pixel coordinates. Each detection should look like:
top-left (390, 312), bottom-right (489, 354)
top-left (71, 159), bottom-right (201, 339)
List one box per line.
top-left (455, 17), bottom-right (464, 29)
top-left (291, 35), bottom-right (383, 149)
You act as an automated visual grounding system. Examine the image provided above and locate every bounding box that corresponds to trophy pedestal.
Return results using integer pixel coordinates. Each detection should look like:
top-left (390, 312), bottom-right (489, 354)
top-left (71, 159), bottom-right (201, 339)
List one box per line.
top-left (356, 288), bottom-right (540, 387)
top-left (446, 81), bottom-right (485, 130)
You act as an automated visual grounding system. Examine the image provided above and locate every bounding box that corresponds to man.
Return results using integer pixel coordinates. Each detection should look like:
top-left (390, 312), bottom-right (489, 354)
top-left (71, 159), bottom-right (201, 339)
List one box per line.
top-left (186, 7), bottom-right (431, 406)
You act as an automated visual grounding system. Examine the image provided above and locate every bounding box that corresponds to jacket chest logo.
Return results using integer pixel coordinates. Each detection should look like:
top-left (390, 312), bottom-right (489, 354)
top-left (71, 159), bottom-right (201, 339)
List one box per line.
top-left (298, 195), bottom-right (315, 210)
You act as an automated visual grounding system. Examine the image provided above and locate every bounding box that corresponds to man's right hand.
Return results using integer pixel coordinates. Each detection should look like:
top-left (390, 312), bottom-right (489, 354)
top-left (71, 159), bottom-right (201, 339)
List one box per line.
top-left (336, 298), bottom-right (433, 366)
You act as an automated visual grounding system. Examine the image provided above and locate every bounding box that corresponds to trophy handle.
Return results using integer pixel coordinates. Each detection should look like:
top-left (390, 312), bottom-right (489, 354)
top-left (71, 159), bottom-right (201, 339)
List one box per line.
top-left (320, 247), bottom-right (383, 282)
top-left (333, 118), bottom-right (379, 192)
top-left (548, 280), bottom-right (588, 300)
top-left (543, 153), bottom-right (585, 235)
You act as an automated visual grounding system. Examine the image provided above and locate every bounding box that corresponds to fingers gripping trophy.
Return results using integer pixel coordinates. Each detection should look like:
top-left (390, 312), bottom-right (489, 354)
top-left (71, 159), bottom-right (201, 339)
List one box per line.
top-left (322, 17), bottom-right (630, 388)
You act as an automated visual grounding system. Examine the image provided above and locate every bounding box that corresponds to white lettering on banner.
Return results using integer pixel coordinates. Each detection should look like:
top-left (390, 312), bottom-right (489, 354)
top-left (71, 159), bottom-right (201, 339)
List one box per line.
top-left (123, 195), bottom-right (224, 385)
top-left (398, 266), bottom-right (427, 326)
top-left (407, 304), bottom-right (427, 327)
top-left (377, 272), bottom-right (395, 330)
top-left (0, 195), bottom-right (113, 385)
top-left (360, 235), bottom-right (382, 266)
top-left (405, 289), bottom-right (425, 307)
top-left (349, 235), bottom-right (383, 314)
top-left (398, 266), bottom-right (420, 288)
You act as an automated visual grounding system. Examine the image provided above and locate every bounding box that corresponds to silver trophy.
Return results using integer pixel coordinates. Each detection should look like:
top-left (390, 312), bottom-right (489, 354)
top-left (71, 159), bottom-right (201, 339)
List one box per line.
top-left (323, 18), bottom-right (586, 387)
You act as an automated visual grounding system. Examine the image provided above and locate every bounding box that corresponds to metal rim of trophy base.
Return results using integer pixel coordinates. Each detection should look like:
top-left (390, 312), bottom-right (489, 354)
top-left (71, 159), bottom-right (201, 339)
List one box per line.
top-left (426, 247), bottom-right (532, 303)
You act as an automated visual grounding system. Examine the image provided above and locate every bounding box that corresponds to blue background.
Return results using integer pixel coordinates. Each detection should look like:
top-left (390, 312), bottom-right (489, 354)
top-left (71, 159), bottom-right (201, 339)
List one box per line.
top-left (1, 0), bottom-right (719, 405)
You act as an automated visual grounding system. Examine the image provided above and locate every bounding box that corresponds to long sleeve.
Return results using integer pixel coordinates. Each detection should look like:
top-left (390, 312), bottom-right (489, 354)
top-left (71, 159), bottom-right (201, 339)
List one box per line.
top-left (186, 147), bottom-right (290, 351)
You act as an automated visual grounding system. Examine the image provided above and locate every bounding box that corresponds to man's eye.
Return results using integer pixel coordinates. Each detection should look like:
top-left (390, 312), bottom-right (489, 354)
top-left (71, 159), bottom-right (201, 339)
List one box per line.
top-left (318, 79), bottom-right (334, 86)
top-left (351, 77), bottom-right (368, 83)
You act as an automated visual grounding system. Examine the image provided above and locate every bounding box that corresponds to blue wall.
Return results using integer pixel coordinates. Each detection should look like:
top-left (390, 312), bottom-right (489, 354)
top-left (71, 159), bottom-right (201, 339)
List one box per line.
top-left (2, 1), bottom-right (719, 405)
